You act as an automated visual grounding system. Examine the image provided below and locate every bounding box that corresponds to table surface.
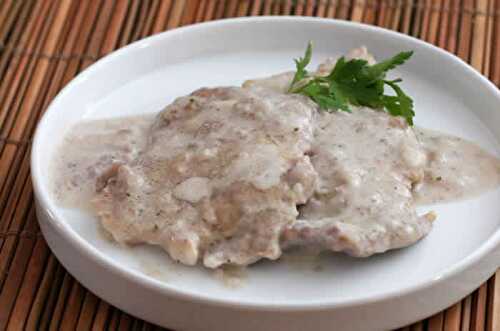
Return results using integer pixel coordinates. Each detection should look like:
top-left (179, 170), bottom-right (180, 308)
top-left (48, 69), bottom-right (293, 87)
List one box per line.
top-left (0, 0), bottom-right (499, 330)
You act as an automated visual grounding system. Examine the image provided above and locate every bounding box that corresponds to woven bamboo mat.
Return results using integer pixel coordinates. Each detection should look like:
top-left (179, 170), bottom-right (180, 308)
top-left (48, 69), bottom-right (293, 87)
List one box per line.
top-left (0, 0), bottom-right (499, 330)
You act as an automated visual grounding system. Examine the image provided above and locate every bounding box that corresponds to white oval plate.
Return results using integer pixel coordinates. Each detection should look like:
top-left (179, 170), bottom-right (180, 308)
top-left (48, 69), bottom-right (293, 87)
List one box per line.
top-left (32, 17), bottom-right (500, 331)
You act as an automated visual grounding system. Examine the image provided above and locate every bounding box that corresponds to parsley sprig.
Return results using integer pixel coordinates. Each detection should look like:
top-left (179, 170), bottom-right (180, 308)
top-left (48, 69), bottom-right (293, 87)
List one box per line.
top-left (288, 43), bottom-right (415, 125)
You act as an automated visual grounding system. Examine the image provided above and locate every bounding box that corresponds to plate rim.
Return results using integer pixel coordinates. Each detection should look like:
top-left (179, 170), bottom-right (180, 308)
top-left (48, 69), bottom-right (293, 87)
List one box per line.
top-left (31, 15), bottom-right (500, 310)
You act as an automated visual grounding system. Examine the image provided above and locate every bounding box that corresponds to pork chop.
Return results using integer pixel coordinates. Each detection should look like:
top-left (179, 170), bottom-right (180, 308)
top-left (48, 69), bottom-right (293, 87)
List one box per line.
top-left (93, 86), bottom-right (318, 268)
top-left (281, 108), bottom-right (435, 256)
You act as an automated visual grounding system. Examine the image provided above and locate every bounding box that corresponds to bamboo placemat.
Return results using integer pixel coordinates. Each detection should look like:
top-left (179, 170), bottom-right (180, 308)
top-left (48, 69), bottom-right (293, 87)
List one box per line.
top-left (0, 0), bottom-right (499, 330)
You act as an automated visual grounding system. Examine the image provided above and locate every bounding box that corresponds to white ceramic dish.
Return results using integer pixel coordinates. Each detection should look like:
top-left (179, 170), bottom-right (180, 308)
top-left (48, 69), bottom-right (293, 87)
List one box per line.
top-left (32, 17), bottom-right (500, 331)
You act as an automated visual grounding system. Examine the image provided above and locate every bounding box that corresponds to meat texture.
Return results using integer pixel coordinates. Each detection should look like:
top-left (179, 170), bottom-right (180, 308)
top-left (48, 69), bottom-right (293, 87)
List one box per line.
top-left (281, 109), bottom-right (435, 257)
top-left (93, 47), bottom-right (438, 267)
top-left (94, 86), bottom-right (318, 268)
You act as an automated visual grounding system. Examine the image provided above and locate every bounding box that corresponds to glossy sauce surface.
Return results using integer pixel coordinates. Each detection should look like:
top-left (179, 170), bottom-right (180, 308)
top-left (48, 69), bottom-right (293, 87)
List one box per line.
top-left (51, 49), bottom-right (500, 268)
top-left (52, 102), bottom-right (500, 267)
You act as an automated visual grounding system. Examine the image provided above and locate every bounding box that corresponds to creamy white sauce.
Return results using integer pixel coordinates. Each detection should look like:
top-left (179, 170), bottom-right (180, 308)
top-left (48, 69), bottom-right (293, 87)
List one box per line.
top-left (213, 265), bottom-right (247, 288)
top-left (282, 109), bottom-right (436, 257)
top-left (413, 128), bottom-right (500, 204)
top-left (51, 115), bottom-right (152, 209)
top-left (50, 48), bottom-right (500, 269)
top-left (52, 106), bottom-right (500, 265)
top-left (173, 177), bottom-right (212, 203)
top-left (56, 86), bottom-right (317, 268)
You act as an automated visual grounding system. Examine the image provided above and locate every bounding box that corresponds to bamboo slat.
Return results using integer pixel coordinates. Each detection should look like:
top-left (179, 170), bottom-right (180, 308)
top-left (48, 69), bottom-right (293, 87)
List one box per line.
top-left (36, 260), bottom-right (65, 330)
top-left (91, 300), bottom-right (112, 331)
top-left (0, 145), bottom-right (33, 284)
top-left (443, 302), bottom-right (462, 331)
top-left (195, 0), bottom-right (208, 21)
top-left (181, 0), bottom-right (198, 24)
top-left (81, 0), bottom-right (116, 69)
top-left (0, 0), bottom-right (23, 46)
top-left (492, 0), bottom-right (500, 85)
top-left (428, 312), bottom-right (444, 331)
top-left (107, 309), bottom-right (121, 330)
top-left (471, 283), bottom-right (488, 331)
top-left (152, 0), bottom-right (173, 33)
top-left (6, 0), bottom-right (72, 136)
top-left (274, 0), bottom-right (287, 15)
top-left (445, 0), bottom-right (460, 53)
top-left (0, 1), bottom-right (82, 254)
top-left (141, 0), bottom-right (161, 37)
top-left (457, 0), bottom-right (474, 61)
top-left (419, 0), bottom-right (432, 40)
top-left (0, 205), bottom-right (37, 330)
top-left (48, 272), bottom-right (75, 331)
top-left (0, 1), bottom-right (499, 330)
top-left (282, 0), bottom-right (293, 15)
top-left (22, 252), bottom-right (55, 330)
top-left (6, 237), bottom-right (49, 330)
top-left (401, 0), bottom-right (413, 34)
top-left (412, 322), bottom-right (425, 331)
top-left (410, 0), bottom-right (423, 36)
top-left (471, 0), bottom-right (489, 71)
top-left (376, 0), bottom-right (387, 26)
top-left (5, 0), bottom-right (118, 326)
top-left (425, 0), bottom-right (441, 43)
top-left (118, 312), bottom-right (133, 330)
top-left (167, 0), bottom-right (186, 29)
top-left (102, 0), bottom-right (131, 54)
top-left (338, 0), bottom-right (351, 18)
top-left (204, 0), bottom-right (218, 20)
top-left (461, 295), bottom-right (473, 331)
top-left (0, 1), bottom-right (36, 85)
top-left (487, 272), bottom-right (500, 331)
top-left (316, 0), bottom-right (327, 16)
top-left (0, 1), bottom-right (63, 301)
top-left (134, 3), bottom-right (152, 40)
top-left (0, 0), bottom-right (52, 139)
top-left (119, 0), bottom-right (141, 47)
top-left (383, 0), bottom-right (394, 28)
top-left (224, 0), bottom-right (239, 17)
top-left (262, 0), bottom-right (274, 15)
top-left (363, 0), bottom-right (377, 24)
top-left (351, 0), bottom-right (365, 21)
top-left (75, 292), bottom-right (100, 331)
top-left (391, 0), bottom-right (402, 30)
top-left (214, 0), bottom-right (226, 18)
top-left (59, 281), bottom-right (85, 330)
top-left (305, 0), bottom-right (315, 16)
top-left (294, 0), bottom-right (305, 15)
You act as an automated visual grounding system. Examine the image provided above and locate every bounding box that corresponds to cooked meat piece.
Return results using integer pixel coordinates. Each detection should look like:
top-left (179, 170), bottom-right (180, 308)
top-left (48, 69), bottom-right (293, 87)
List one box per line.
top-left (243, 72), bottom-right (295, 93)
top-left (93, 86), bottom-right (318, 268)
top-left (243, 47), bottom-right (436, 257)
top-left (53, 47), bottom-right (500, 269)
top-left (281, 108), bottom-right (435, 257)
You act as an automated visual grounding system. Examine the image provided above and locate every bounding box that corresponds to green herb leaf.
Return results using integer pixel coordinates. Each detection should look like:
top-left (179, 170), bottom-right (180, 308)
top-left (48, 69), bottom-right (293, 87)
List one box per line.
top-left (288, 43), bottom-right (415, 125)
top-left (383, 79), bottom-right (415, 125)
top-left (363, 51), bottom-right (413, 82)
top-left (288, 42), bottom-right (313, 92)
